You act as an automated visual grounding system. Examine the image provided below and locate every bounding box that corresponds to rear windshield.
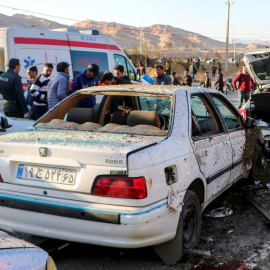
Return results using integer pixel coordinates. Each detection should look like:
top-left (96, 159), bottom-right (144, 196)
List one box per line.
top-left (35, 92), bottom-right (172, 136)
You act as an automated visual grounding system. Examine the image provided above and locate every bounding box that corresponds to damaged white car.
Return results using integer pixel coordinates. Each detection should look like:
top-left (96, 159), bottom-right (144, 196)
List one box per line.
top-left (241, 49), bottom-right (270, 152)
top-left (0, 85), bottom-right (259, 264)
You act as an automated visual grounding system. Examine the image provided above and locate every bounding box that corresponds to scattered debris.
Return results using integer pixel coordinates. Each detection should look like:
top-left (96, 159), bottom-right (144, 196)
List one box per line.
top-left (190, 249), bottom-right (212, 259)
top-left (203, 207), bottom-right (233, 218)
top-left (201, 236), bottom-right (214, 243)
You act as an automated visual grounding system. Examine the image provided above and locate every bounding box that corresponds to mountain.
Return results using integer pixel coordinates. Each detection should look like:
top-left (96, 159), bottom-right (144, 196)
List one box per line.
top-left (0, 13), bottom-right (247, 53)
top-left (0, 13), bottom-right (68, 29)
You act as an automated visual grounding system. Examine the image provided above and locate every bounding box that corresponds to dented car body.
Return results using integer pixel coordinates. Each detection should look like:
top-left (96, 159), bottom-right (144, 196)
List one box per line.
top-left (0, 85), bottom-right (253, 264)
top-left (242, 49), bottom-right (270, 148)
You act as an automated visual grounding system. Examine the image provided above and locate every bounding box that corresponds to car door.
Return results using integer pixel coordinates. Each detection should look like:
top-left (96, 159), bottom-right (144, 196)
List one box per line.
top-left (189, 91), bottom-right (233, 201)
top-left (208, 93), bottom-right (246, 184)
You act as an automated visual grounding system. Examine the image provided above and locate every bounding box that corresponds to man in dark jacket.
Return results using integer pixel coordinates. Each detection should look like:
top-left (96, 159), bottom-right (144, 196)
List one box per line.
top-left (70, 64), bottom-right (99, 108)
top-left (0, 58), bottom-right (29, 118)
top-left (155, 65), bottom-right (172, 85)
top-left (214, 68), bottom-right (224, 93)
top-left (114, 65), bottom-right (130, 81)
top-left (199, 71), bottom-right (212, 88)
top-left (182, 71), bottom-right (192, 86)
top-left (172, 72), bottom-right (182, 86)
top-left (100, 71), bottom-right (132, 112)
top-left (100, 71), bottom-right (131, 86)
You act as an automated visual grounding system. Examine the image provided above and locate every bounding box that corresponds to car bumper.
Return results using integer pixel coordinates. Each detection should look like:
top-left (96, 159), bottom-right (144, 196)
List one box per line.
top-left (0, 191), bottom-right (179, 248)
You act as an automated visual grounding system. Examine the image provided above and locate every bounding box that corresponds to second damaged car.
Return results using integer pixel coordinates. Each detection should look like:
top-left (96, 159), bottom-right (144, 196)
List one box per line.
top-left (0, 85), bottom-right (261, 264)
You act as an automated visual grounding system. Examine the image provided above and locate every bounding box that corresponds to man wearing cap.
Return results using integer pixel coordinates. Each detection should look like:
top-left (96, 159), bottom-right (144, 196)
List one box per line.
top-left (70, 64), bottom-right (99, 108)
top-left (0, 58), bottom-right (29, 118)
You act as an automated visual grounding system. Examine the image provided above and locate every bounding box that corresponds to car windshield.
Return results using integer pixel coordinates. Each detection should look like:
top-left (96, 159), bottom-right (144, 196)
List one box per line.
top-left (35, 91), bottom-right (173, 136)
top-left (250, 57), bottom-right (270, 80)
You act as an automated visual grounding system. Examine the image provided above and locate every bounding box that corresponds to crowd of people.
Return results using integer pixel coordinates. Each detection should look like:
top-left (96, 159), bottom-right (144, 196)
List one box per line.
top-left (0, 56), bottom-right (254, 121)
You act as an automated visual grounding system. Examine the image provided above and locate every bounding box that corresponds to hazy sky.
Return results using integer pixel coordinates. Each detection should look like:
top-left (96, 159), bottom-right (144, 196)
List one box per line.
top-left (0, 0), bottom-right (269, 42)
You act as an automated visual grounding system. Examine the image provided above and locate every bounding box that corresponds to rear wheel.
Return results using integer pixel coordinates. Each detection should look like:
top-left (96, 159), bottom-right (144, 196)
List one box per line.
top-left (182, 191), bottom-right (201, 251)
top-left (154, 190), bottom-right (201, 265)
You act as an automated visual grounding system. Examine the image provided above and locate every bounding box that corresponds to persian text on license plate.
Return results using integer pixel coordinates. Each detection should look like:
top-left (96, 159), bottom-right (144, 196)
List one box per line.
top-left (17, 164), bottom-right (76, 185)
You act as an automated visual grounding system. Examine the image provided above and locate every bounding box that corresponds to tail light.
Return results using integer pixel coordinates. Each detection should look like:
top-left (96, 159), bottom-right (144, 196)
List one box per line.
top-left (239, 108), bottom-right (247, 120)
top-left (0, 174), bottom-right (3, 182)
top-left (92, 176), bottom-right (147, 199)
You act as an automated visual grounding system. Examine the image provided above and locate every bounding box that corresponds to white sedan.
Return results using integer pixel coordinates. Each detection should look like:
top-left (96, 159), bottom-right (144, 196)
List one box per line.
top-left (0, 85), bottom-right (259, 265)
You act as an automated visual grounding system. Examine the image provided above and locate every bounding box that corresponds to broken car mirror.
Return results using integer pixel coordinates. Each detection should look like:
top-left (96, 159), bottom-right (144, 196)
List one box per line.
top-left (245, 117), bottom-right (257, 129)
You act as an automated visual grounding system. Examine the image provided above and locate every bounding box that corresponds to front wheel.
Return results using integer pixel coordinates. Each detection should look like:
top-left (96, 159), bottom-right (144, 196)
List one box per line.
top-left (154, 190), bottom-right (201, 265)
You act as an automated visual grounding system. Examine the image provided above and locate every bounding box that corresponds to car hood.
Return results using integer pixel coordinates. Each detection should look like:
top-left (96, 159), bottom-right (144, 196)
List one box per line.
top-left (243, 49), bottom-right (270, 86)
top-left (0, 129), bottom-right (164, 153)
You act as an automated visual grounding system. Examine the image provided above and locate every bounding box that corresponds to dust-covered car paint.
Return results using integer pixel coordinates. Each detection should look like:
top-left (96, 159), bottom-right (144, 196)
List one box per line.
top-left (0, 85), bottom-right (254, 264)
top-left (0, 230), bottom-right (56, 270)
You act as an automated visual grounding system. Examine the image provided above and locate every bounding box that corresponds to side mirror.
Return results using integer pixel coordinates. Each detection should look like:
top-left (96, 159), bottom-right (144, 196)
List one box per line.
top-left (245, 117), bottom-right (257, 129)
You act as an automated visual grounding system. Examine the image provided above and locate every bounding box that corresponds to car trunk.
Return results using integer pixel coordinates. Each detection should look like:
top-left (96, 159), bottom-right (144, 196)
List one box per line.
top-left (0, 129), bottom-right (162, 203)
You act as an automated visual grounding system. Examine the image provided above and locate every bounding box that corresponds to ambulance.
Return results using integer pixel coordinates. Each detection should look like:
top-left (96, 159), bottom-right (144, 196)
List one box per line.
top-left (0, 27), bottom-right (139, 89)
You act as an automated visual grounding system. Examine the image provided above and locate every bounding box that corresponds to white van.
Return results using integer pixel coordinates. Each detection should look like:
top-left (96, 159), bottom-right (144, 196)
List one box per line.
top-left (0, 27), bottom-right (139, 89)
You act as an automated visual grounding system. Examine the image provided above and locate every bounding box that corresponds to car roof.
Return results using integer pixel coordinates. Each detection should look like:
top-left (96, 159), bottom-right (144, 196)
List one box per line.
top-left (75, 85), bottom-right (210, 96)
top-left (241, 48), bottom-right (270, 55)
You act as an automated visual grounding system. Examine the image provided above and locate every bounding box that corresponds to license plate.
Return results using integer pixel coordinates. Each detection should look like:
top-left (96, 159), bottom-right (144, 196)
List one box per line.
top-left (17, 164), bottom-right (76, 185)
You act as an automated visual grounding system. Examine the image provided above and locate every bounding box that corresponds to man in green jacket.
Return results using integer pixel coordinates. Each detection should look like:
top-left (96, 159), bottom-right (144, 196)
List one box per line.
top-left (0, 58), bottom-right (29, 118)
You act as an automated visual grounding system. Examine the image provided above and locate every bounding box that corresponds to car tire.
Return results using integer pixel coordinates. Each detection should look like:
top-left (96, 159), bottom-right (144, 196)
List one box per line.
top-left (153, 190), bottom-right (201, 265)
top-left (182, 190), bottom-right (201, 252)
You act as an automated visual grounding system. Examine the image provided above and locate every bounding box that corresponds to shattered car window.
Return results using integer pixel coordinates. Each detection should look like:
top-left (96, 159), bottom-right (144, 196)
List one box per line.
top-left (210, 96), bottom-right (241, 130)
top-left (35, 92), bottom-right (172, 136)
top-left (250, 57), bottom-right (270, 80)
top-left (138, 97), bottom-right (171, 117)
top-left (191, 95), bottom-right (219, 135)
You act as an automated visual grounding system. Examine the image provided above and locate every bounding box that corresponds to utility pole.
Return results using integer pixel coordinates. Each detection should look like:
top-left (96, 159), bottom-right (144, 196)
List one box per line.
top-left (139, 28), bottom-right (143, 55)
top-left (225, 1), bottom-right (233, 72)
top-left (232, 38), bottom-right (236, 61)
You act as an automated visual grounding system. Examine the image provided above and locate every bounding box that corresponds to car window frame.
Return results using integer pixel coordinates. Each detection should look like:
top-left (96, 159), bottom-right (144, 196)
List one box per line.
top-left (206, 93), bottom-right (245, 132)
top-left (190, 93), bottom-right (225, 141)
